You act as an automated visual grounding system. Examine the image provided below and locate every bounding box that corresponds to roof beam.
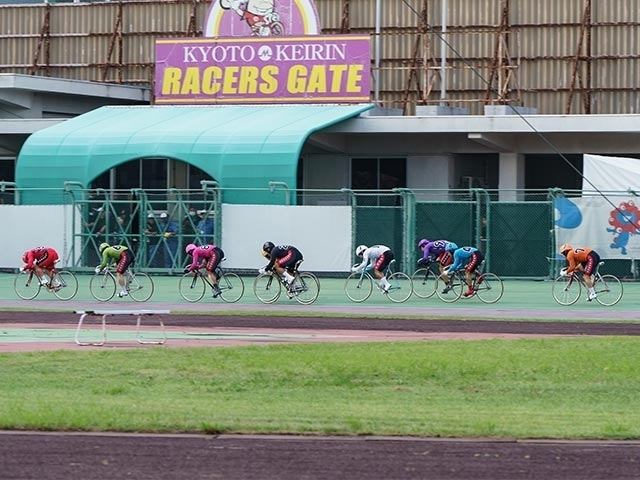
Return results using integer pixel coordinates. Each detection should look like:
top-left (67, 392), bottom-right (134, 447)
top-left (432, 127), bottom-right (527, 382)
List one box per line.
top-left (467, 133), bottom-right (512, 152)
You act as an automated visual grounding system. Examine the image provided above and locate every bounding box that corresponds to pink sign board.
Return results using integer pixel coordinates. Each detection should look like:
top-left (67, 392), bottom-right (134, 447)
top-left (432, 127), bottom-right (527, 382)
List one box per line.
top-left (155, 35), bottom-right (371, 104)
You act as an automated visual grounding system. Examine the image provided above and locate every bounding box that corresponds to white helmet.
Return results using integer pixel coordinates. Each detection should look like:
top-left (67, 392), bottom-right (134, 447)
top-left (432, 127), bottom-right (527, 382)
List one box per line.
top-left (356, 245), bottom-right (367, 256)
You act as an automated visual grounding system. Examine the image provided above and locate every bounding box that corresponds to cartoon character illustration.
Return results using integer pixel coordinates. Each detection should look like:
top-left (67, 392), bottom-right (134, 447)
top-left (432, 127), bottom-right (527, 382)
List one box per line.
top-left (220, 0), bottom-right (285, 36)
top-left (607, 200), bottom-right (640, 255)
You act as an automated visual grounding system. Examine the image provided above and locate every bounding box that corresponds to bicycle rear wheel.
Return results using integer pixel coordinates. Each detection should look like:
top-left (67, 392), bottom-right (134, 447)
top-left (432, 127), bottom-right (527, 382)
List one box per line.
top-left (411, 268), bottom-right (437, 299)
top-left (292, 272), bottom-right (320, 305)
top-left (595, 274), bottom-right (623, 306)
top-left (129, 272), bottom-right (154, 302)
top-left (219, 272), bottom-right (245, 303)
top-left (386, 272), bottom-right (413, 303)
top-left (14, 271), bottom-right (41, 300)
top-left (253, 273), bottom-right (281, 304)
top-left (52, 271), bottom-right (79, 300)
top-left (89, 273), bottom-right (116, 301)
top-left (179, 273), bottom-right (206, 302)
top-left (474, 272), bottom-right (504, 304)
top-left (435, 274), bottom-right (463, 303)
top-left (551, 275), bottom-right (581, 305)
top-left (344, 272), bottom-right (373, 302)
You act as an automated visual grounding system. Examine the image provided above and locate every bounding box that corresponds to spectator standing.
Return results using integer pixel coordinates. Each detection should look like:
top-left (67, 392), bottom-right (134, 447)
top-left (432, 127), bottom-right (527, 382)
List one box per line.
top-left (144, 213), bottom-right (161, 267)
top-left (158, 212), bottom-right (179, 269)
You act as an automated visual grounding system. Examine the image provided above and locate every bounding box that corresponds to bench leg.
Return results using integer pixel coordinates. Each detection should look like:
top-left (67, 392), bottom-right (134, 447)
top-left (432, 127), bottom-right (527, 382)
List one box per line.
top-left (75, 313), bottom-right (107, 346)
top-left (135, 314), bottom-right (167, 345)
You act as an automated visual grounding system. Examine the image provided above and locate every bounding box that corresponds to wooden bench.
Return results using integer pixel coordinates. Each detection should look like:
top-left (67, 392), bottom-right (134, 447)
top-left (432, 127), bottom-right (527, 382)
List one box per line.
top-left (74, 309), bottom-right (170, 346)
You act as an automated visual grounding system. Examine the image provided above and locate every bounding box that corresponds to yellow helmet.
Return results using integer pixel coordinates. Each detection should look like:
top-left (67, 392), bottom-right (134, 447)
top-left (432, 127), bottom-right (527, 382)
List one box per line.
top-left (99, 242), bottom-right (110, 253)
top-left (559, 243), bottom-right (573, 255)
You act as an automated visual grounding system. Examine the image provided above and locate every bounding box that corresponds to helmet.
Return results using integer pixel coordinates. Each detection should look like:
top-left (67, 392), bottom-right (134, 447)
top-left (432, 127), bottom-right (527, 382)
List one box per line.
top-left (559, 243), bottom-right (573, 255)
top-left (185, 243), bottom-right (197, 255)
top-left (418, 239), bottom-right (429, 249)
top-left (356, 245), bottom-right (367, 256)
top-left (21, 251), bottom-right (28, 263)
top-left (99, 242), bottom-right (110, 253)
top-left (262, 241), bottom-right (275, 254)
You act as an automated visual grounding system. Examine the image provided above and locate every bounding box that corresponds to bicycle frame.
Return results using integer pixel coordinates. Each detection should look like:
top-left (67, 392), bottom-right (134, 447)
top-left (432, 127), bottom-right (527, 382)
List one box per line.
top-left (179, 265), bottom-right (245, 303)
top-left (345, 260), bottom-right (412, 303)
top-left (253, 264), bottom-right (320, 305)
top-left (552, 263), bottom-right (623, 306)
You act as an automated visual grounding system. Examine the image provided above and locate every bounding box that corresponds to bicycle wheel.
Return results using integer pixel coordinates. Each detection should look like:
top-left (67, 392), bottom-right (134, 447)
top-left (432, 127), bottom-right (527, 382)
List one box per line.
top-left (89, 272), bottom-right (117, 301)
top-left (179, 272), bottom-right (206, 302)
top-left (219, 272), bottom-right (245, 303)
top-left (474, 272), bottom-right (504, 304)
top-left (344, 272), bottom-right (373, 303)
top-left (551, 275), bottom-right (581, 306)
top-left (291, 272), bottom-right (320, 305)
top-left (14, 271), bottom-right (41, 300)
top-left (595, 274), bottom-right (623, 306)
top-left (51, 271), bottom-right (78, 300)
top-left (386, 272), bottom-right (413, 303)
top-left (411, 268), bottom-right (437, 299)
top-left (434, 274), bottom-right (464, 303)
top-left (253, 273), bottom-right (281, 304)
top-left (129, 272), bottom-right (154, 302)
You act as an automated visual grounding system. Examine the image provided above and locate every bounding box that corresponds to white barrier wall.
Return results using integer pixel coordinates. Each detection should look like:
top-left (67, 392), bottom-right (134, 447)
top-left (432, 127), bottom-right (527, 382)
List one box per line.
top-left (0, 204), bottom-right (80, 269)
top-left (221, 204), bottom-right (352, 272)
top-left (0, 204), bottom-right (352, 272)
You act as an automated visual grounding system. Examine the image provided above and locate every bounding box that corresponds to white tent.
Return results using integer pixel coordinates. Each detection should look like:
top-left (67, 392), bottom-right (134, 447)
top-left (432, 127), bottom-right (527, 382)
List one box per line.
top-left (583, 154), bottom-right (640, 193)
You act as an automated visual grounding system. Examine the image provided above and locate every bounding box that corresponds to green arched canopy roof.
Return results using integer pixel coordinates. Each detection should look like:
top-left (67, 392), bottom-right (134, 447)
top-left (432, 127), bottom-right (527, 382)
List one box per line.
top-left (16, 104), bottom-right (373, 204)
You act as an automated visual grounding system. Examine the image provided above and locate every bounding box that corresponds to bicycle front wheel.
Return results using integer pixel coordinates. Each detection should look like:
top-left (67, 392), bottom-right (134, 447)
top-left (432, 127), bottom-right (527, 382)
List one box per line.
top-left (435, 274), bottom-right (464, 303)
top-left (129, 272), bottom-right (154, 302)
top-left (292, 272), bottom-right (320, 305)
top-left (475, 272), bottom-right (504, 304)
top-left (411, 268), bottom-right (437, 299)
top-left (253, 273), bottom-right (281, 304)
top-left (552, 275), bottom-right (581, 306)
top-left (14, 271), bottom-right (41, 300)
top-left (179, 273), bottom-right (206, 302)
top-left (89, 273), bottom-right (117, 301)
top-left (595, 274), bottom-right (623, 306)
top-left (219, 272), bottom-right (245, 303)
top-left (386, 272), bottom-right (413, 303)
top-left (52, 271), bottom-right (79, 300)
top-left (344, 272), bottom-right (373, 303)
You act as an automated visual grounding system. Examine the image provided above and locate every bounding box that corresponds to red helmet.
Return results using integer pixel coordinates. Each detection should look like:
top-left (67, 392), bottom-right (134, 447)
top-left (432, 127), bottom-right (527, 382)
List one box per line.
top-left (21, 251), bottom-right (29, 263)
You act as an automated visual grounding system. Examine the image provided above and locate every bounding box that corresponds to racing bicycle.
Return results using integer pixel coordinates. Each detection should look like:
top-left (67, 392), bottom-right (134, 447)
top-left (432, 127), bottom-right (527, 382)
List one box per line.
top-left (89, 265), bottom-right (154, 302)
top-left (434, 263), bottom-right (504, 304)
top-left (253, 261), bottom-right (320, 305)
top-left (14, 265), bottom-right (78, 301)
top-left (551, 261), bottom-right (623, 306)
top-left (345, 259), bottom-right (413, 303)
top-left (179, 262), bottom-right (244, 303)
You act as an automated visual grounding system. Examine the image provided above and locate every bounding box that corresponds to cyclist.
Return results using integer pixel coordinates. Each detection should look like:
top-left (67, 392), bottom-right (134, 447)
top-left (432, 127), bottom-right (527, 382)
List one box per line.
top-left (417, 238), bottom-right (458, 275)
top-left (95, 242), bottom-right (134, 298)
top-left (260, 241), bottom-right (303, 285)
top-left (21, 246), bottom-right (60, 287)
top-left (351, 244), bottom-right (394, 293)
top-left (559, 243), bottom-right (600, 301)
top-left (185, 243), bottom-right (225, 298)
top-left (442, 246), bottom-right (485, 298)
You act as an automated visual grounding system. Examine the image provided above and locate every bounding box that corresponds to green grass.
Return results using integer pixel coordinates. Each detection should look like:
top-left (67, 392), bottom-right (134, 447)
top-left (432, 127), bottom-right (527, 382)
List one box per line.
top-left (2, 337), bottom-right (640, 439)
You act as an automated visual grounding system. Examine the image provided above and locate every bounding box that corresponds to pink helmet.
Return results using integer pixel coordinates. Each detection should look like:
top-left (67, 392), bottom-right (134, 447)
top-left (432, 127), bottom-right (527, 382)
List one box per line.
top-left (185, 243), bottom-right (197, 255)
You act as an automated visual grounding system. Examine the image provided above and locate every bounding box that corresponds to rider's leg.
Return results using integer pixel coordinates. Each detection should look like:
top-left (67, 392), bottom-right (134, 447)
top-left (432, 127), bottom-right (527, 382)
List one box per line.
top-left (374, 269), bottom-right (391, 291)
top-left (34, 265), bottom-right (49, 285)
top-left (464, 270), bottom-right (474, 296)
